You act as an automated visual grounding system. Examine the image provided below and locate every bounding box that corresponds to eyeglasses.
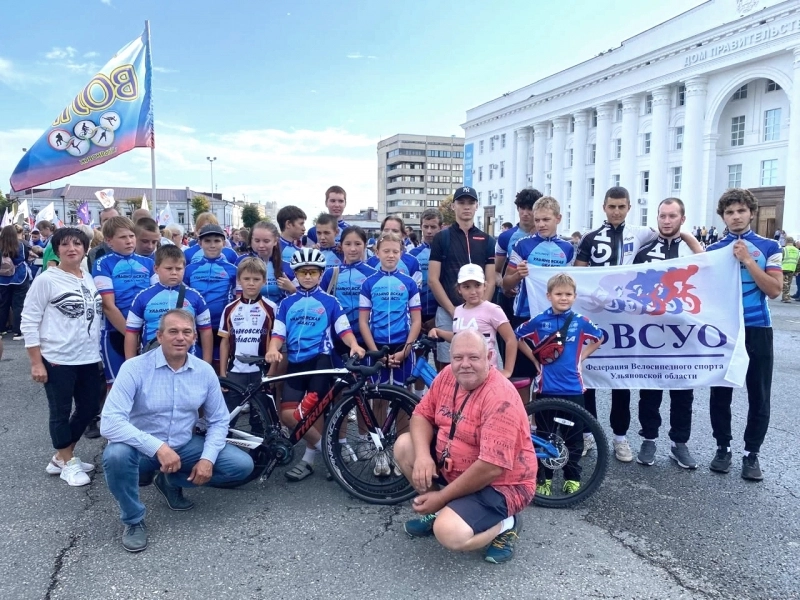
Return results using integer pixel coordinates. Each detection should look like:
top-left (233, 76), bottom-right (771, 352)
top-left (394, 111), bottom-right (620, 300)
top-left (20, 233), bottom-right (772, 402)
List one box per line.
top-left (296, 268), bottom-right (321, 277)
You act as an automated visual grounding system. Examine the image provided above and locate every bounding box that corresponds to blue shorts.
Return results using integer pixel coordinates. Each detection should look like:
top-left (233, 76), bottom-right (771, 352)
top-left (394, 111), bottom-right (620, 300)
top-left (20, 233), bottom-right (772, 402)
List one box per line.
top-left (447, 486), bottom-right (509, 534)
top-left (372, 343), bottom-right (412, 385)
top-left (101, 329), bottom-right (126, 384)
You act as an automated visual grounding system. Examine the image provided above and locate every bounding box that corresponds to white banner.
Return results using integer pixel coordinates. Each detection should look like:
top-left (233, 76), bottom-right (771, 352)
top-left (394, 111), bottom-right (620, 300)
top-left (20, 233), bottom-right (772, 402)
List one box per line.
top-left (36, 201), bottom-right (56, 224)
top-left (140, 192), bottom-right (149, 212)
top-left (525, 251), bottom-right (748, 389)
top-left (95, 188), bottom-right (115, 209)
top-left (158, 201), bottom-right (175, 226)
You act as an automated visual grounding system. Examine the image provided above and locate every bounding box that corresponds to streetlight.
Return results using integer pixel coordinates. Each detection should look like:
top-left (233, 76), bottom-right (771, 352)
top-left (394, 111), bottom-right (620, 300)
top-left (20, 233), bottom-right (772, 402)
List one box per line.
top-left (206, 156), bottom-right (218, 226)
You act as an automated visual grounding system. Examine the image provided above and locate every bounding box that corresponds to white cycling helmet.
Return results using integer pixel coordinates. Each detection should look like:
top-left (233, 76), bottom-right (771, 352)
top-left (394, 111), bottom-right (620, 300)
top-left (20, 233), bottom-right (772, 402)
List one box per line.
top-left (290, 247), bottom-right (327, 271)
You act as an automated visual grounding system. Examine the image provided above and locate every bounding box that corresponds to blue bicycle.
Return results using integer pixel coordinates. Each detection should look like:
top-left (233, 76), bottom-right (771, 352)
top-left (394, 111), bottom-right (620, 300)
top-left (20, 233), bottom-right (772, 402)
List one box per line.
top-left (406, 335), bottom-right (609, 508)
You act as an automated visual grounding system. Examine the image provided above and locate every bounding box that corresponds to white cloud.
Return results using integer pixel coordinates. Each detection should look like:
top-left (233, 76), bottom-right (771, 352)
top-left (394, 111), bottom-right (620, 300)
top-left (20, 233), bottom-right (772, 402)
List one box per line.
top-left (155, 120), bottom-right (196, 134)
top-left (153, 66), bottom-right (178, 73)
top-left (0, 57), bottom-right (42, 87)
top-left (62, 61), bottom-right (100, 74)
top-left (44, 47), bottom-right (77, 60)
top-left (100, 0), bottom-right (112, 5)
top-left (346, 52), bottom-right (364, 59)
top-left (83, 51), bottom-right (99, 58)
top-left (367, 55), bottom-right (378, 60)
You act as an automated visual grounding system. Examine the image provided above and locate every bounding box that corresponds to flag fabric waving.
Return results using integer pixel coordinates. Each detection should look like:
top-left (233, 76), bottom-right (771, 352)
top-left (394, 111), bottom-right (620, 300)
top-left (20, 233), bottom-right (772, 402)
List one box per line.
top-left (140, 193), bottom-right (149, 212)
top-left (36, 202), bottom-right (56, 224)
top-left (77, 202), bottom-right (91, 225)
top-left (95, 189), bottom-right (116, 208)
top-left (0, 209), bottom-right (10, 228)
top-left (158, 202), bottom-right (174, 226)
top-left (9, 27), bottom-right (153, 192)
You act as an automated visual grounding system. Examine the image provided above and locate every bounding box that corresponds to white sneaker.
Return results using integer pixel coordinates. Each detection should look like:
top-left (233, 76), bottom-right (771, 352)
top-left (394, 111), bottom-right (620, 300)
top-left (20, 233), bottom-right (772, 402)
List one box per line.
top-left (12, 334), bottom-right (24, 341)
top-left (613, 438), bottom-right (634, 463)
top-left (341, 444), bottom-right (358, 464)
top-left (582, 434), bottom-right (596, 457)
top-left (348, 409), bottom-right (357, 422)
top-left (46, 454), bottom-right (95, 475)
top-left (373, 452), bottom-right (391, 477)
top-left (60, 457), bottom-right (91, 486)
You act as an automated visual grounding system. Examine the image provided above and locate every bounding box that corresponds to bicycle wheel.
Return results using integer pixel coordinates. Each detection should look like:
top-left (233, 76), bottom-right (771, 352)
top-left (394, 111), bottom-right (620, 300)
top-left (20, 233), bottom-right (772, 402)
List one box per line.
top-left (322, 385), bottom-right (418, 505)
top-left (526, 397), bottom-right (609, 508)
top-left (215, 377), bottom-right (273, 488)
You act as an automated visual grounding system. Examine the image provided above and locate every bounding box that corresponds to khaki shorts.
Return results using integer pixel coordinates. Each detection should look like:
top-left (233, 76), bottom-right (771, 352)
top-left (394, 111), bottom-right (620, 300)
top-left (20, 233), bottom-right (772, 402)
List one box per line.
top-left (435, 306), bottom-right (454, 363)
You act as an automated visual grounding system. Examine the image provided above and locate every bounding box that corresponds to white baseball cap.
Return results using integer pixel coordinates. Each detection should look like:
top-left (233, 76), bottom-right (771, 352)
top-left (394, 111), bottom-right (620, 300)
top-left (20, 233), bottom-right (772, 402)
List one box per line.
top-left (457, 263), bottom-right (485, 284)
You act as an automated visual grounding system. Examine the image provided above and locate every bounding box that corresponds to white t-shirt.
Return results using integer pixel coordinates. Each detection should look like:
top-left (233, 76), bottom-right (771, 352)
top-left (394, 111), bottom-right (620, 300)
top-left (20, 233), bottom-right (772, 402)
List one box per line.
top-left (452, 301), bottom-right (509, 367)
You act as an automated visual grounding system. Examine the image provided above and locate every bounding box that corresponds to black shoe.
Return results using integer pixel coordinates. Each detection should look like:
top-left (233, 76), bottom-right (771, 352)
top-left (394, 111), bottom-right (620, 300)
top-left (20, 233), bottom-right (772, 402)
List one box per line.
top-left (709, 447), bottom-right (732, 473)
top-left (84, 418), bottom-right (101, 439)
top-left (153, 473), bottom-right (194, 511)
top-left (741, 454), bottom-right (764, 481)
top-left (122, 520), bottom-right (148, 553)
top-left (138, 471), bottom-right (155, 487)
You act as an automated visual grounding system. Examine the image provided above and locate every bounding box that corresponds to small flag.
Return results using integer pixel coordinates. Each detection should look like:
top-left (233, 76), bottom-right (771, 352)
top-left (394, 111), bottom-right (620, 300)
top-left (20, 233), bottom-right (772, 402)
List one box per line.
top-left (140, 192), bottom-right (149, 212)
top-left (36, 202), bottom-right (56, 224)
top-left (0, 209), bottom-right (10, 228)
top-left (158, 201), bottom-right (174, 226)
top-left (77, 201), bottom-right (91, 225)
top-left (95, 189), bottom-right (115, 208)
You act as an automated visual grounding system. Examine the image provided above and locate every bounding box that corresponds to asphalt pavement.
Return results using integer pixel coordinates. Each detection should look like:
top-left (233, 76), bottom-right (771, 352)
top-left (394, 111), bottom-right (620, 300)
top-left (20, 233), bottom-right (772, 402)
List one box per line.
top-left (1, 299), bottom-right (798, 600)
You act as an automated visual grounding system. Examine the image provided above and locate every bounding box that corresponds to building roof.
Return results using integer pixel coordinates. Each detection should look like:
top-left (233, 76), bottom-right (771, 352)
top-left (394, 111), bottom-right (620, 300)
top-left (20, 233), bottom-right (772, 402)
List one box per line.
top-left (9, 185), bottom-right (218, 204)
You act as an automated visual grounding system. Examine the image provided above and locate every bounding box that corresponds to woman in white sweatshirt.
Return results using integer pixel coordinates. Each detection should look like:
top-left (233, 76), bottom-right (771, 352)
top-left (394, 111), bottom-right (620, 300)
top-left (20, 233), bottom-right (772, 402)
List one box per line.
top-left (21, 227), bottom-right (104, 487)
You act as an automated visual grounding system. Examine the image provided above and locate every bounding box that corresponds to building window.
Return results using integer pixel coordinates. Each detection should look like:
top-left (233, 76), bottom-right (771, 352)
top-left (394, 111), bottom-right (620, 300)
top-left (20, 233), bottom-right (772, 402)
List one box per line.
top-left (645, 94), bottom-right (653, 114)
top-left (732, 84), bottom-right (748, 100)
top-left (546, 153), bottom-right (553, 170)
top-left (640, 207), bottom-right (648, 227)
top-left (761, 159), bottom-right (778, 186)
top-left (588, 177), bottom-right (595, 197)
top-left (479, 140), bottom-right (484, 154)
top-left (612, 174), bottom-right (621, 187)
top-left (642, 170), bottom-right (650, 193)
top-left (178, 211), bottom-right (186, 224)
top-left (478, 166), bottom-right (483, 182)
top-left (567, 148), bottom-right (574, 167)
top-left (545, 184), bottom-right (551, 195)
top-left (489, 166), bottom-right (494, 180)
top-left (499, 161), bottom-right (505, 178)
top-left (501, 133), bottom-right (506, 148)
top-left (499, 189), bottom-right (504, 203)
top-left (643, 132), bottom-right (651, 155)
top-left (566, 180), bottom-right (572, 199)
top-left (569, 116), bottom-right (575, 133)
top-left (549, 124), bottom-right (554, 138)
top-left (589, 143), bottom-right (596, 164)
top-left (614, 138), bottom-right (622, 159)
top-left (766, 79), bottom-right (781, 92)
top-left (490, 137), bottom-right (495, 152)
top-left (616, 102), bottom-right (623, 122)
top-left (678, 84), bottom-right (686, 106)
top-left (731, 116), bottom-right (745, 147)
top-left (588, 210), bottom-right (593, 227)
top-left (728, 164), bottom-right (742, 188)
top-left (478, 191), bottom-right (483, 202)
top-left (591, 110), bottom-right (598, 127)
top-left (764, 108), bottom-right (781, 142)
top-left (672, 167), bottom-right (682, 191)
top-left (675, 126), bottom-right (684, 150)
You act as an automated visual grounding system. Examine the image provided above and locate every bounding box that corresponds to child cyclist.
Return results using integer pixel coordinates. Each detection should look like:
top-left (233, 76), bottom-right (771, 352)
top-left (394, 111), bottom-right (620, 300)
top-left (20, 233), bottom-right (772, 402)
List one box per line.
top-left (314, 213), bottom-right (344, 271)
top-left (429, 263), bottom-right (517, 379)
top-left (266, 248), bottom-right (365, 482)
top-left (367, 216), bottom-right (422, 287)
top-left (236, 221), bottom-right (296, 305)
top-left (514, 273), bottom-right (603, 497)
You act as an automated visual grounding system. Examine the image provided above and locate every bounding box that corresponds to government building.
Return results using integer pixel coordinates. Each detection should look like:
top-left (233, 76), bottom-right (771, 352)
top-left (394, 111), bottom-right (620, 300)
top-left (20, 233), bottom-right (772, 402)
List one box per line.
top-left (462, 0), bottom-right (800, 237)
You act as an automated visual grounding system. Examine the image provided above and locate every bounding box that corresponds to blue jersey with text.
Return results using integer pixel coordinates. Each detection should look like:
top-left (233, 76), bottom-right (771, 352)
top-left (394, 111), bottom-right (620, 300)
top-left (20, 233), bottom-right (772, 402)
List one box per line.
top-left (235, 253), bottom-right (296, 305)
top-left (320, 247), bottom-right (344, 270)
top-left (707, 230), bottom-right (782, 327)
top-left (515, 308), bottom-right (602, 395)
top-left (508, 234), bottom-right (574, 318)
top-left (495, 224), bottom-right (534, 275)
top-left (409, 242), bottom-right (438, 317)
top-left (279, 237), bottom-right (302, 264)
top-left (93, 251), bottom-right (157, 320)
top-left (320, 261), bottom-right (377, 342)
top-left (307, 219), bottom-right (350, 245)
top-left (367, 253), bottom-right (423, 287)
top-left (184, 244), bottom-right (238, 264)
top-left (272, 286), bottom-right (352, 363)
top-left (183, 256), bottom-right (238, 327)
top-left (359, 269), bottom-right (421, 345)
top-left (126, 283), bottom-right (212, 348)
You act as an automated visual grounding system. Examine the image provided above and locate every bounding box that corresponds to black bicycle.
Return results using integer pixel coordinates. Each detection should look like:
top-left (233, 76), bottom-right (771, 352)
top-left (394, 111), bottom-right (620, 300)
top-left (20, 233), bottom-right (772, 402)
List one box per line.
top-left (215, 348), bottom-right (420, 505)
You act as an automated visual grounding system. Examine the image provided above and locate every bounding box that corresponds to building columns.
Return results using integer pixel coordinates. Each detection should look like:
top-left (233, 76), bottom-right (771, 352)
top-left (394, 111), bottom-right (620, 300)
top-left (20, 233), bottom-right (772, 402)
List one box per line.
top-left (681, 75), bottom-right (708, 229)
top-left (592, 103), bottom-right (615, 228)
top-left (571, 110), bottom-right (590, 231)
top-left (551, 116), bottom-right (569, 202)
top-left (620, 95), bottom-right (641, 195)
top-left (648, 87), bottom-right (671, 227)
top-left (532, 122), bottom-right (549, 191)
top-left (513, 127), bottom-right (532, 194)
top-left (782, 48), bottom-right (800, 233)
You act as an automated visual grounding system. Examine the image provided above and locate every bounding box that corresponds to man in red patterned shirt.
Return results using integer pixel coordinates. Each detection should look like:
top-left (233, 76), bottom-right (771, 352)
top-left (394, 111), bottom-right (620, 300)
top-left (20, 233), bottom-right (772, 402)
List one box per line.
top-left (394, 329), bottom-right (536, 564)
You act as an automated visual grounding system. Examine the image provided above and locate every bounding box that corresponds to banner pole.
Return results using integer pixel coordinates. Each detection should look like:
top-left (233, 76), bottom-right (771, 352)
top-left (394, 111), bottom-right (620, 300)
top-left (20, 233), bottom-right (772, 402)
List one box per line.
top-left (146, 20), bottom-right (157, 218)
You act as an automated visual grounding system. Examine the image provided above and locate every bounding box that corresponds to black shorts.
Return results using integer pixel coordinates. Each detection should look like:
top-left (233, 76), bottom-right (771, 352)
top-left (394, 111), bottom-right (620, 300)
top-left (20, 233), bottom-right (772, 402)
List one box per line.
top-left (447, 487), bottom-right (509, 534)
top-left (511, 315), bottom-right (538, 380)
top-left (281, 355), bottom-right (333, 408)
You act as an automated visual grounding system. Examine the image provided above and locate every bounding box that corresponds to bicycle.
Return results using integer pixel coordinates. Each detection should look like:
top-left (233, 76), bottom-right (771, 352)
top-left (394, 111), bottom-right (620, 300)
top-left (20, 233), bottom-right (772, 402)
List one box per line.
top-left (215, 348), bottom-right (420, 505)
top-left (405, 334), bottom-right (609, 508)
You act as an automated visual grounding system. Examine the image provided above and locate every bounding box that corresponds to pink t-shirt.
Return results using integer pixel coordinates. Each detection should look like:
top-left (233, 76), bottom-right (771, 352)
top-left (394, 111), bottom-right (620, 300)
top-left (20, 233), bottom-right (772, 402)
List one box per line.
top-left (452, 301), bottom-right (509, 368)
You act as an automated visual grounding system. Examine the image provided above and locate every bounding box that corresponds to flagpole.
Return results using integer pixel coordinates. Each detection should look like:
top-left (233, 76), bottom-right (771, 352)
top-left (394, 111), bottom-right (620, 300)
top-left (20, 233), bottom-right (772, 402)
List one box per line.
top-left (146, 20), bottom-right (157, 219)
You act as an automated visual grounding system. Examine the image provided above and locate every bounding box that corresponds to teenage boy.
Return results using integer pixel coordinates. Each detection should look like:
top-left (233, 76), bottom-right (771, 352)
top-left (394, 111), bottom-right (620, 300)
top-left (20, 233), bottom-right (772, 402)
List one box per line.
top-left (502, 196), bottom-right (574, 402)
top-left (183, 224), bottom-right (238, 364)
top-left (314, 213), bottom-right (343, 270)
top-left (706, 188), bottom-right (782, 481)
top-left (409, 208), bottom-right (443, 328)
top-left (35, 221), bottom-right (54, 248)
top-left (276, 205), bottom-right (307, 263)
top-left (307, 185), bottom-right (350, 245)
top-left (219, 257), bottom-right (276, 387)
top-left (266, 248), bottom-right (364, 481)
top-left (134, 217), bottom-right (161, 260)
top-left (515, 273), bottom-right (603, 496)
top-left (93, 216), bottom-right (158, 385)
top-left (125, 245), bottom-right (213, 362)
top-left (573, 186), bottom-right (702, 462)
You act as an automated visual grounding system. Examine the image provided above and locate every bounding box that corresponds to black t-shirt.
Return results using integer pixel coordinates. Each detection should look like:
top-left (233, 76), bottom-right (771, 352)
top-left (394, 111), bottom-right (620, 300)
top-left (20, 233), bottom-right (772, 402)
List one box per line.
top-left (429, 223), bottom-right (495, 307)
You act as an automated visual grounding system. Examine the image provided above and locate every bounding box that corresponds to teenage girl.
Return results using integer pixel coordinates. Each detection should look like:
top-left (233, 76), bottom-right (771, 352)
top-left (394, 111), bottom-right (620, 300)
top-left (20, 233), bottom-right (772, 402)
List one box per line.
top-left (238, 221), bottom-right (296, 304)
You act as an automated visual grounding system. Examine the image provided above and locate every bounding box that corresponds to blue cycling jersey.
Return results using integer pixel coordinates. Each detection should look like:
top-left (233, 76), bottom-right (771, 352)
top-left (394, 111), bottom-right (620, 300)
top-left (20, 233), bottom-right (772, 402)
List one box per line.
top-left (320, 261), bottom-right (377, 342)
top-left (320, 247), bottom-right (343, 270)
top-left (409, 242), bottom-right (438, 317)
top-left (515, 308), bottom-right (602, 395)
top-left (126, 283), bottom-right (212, 348)
top-left (93, 251), bottom-right (157, 320)
top-left (280, 237), bottom-right (302, 264)
top-left (234, 253), bottom-right (296, 305)
top-left (367, 253), bottom-right (422, 287)
top-left (272, 285), bottom-right (352, 363)
top-left (707, 229), bottom-right (782, 327)
top-left (183, 255), bottom-right (238, 327)
top-left (307, 219), bottom-right (350, 245)
top-left (495, 224), bottom-right (535, 275)
top-left (508, 234), bottom-right (574, 318)
top-left (184, 244), bottom-right (238, 264)
top-left (359, 269), bottom-right (421, 345)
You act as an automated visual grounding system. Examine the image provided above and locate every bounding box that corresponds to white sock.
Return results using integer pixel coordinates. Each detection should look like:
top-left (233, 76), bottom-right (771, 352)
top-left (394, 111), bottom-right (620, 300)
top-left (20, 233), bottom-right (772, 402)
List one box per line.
top-left (497, 516), bottom-right (515, 534)
top-left (302, 447), bottom-right (318, 464)
top-left (614, 435), bottom-right (627, 443)
top-left (720, 446), bottom-right (731, 453)
top-left (314, 440), bottom-right (322, 451)
top-left (743, 450), bottom-right (750, 457)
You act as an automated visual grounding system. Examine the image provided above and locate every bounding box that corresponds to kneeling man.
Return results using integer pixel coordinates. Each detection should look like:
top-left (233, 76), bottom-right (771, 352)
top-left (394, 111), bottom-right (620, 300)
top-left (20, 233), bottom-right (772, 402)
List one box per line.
top-left (394, 329), bottom-right (536, 563)
top-left (101, 309), bottom-right (253, 553)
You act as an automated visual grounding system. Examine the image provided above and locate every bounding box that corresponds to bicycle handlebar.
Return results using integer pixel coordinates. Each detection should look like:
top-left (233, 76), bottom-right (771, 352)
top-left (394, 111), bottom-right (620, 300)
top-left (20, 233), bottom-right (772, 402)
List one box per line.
top-left (343, 346), bottom-right (389, 378)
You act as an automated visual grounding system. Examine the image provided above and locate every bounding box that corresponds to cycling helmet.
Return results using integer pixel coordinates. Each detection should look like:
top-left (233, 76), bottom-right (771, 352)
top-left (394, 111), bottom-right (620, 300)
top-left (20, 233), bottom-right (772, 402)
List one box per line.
top-left (290, 247), bottom-right (327, 271)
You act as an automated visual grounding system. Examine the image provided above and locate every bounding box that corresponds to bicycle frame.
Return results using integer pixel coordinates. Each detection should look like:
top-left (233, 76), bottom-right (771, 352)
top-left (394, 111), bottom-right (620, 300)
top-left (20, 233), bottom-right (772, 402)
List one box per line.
top-left (410, 355), bottom-right (437, 388)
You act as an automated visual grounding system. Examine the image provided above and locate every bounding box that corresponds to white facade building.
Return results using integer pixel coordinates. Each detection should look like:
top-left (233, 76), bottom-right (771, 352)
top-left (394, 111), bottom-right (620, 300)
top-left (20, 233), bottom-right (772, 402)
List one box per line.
top-left (463, 0), bottom-right (800, 237)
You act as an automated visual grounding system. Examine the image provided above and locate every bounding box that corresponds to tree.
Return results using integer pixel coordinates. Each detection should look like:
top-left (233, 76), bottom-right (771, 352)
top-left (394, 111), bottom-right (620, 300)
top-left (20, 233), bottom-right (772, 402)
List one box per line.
top-left (192, 195), bottom-right (211, 222)
top-left (123, 196), bottom-right (143, 215)
top-left (438, 193), bottom-right (455, 226)
top-left (0, 191), bottom-right (11, 220)
top-left (241, 204), bottom-right (263, 229)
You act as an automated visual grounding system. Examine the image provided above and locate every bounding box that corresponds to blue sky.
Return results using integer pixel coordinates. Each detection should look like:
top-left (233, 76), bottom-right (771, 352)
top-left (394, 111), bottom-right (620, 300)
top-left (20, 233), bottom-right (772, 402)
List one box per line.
top-left (0, 0), bottom-right (705, 216)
